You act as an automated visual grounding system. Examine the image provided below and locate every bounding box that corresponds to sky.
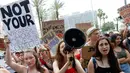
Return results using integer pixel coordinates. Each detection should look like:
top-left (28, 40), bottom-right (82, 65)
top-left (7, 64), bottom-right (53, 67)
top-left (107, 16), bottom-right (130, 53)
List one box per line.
top-left (0, 0), bottom-right (130, 21)
top-left (59, 0), bottom-right (130, 22)
top-left (0, 0), bottom-right (130, 53)
top-left (0, 0), bottom-right (130, 31)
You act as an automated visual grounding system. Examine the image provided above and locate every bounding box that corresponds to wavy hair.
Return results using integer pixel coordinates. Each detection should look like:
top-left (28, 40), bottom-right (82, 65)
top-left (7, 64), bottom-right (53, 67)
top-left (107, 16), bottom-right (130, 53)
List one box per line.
top-left (55, 41), bottom-right (65, 69)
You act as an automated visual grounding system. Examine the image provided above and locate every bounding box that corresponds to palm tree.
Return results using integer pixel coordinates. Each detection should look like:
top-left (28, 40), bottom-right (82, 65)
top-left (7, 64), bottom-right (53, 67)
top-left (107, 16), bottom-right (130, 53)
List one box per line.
top-left (114, 17), bottom-right (120, 31)
top-left (97, 9), bottom-right (104, 29)
top-left (32, 0), bottom-right (46, 36)
top-left (51, 0), bottom-right (64, 20)
top-left (102, 13), bottom-right (108, 24)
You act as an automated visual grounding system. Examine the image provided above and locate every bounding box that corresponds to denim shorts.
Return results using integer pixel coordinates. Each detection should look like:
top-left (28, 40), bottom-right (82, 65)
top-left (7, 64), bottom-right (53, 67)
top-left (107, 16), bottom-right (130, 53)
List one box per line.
top-left (120, 63), bottom-right (130, 73)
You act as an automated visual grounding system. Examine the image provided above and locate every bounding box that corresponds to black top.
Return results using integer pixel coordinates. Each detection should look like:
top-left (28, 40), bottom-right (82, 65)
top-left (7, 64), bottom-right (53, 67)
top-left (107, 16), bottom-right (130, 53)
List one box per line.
top-left (92, 57), bottom-right (119, 73)
top-left (95, 66), bottom-right (113, 73)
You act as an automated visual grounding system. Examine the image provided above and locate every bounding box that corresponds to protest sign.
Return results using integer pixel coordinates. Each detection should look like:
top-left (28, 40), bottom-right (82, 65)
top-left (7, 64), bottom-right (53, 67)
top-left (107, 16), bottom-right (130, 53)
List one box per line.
top-left (81, 46), bottom-right (95, 68)
top-left (76, 23), bottom-right (92, 35)
top-left (0, 38), bottom-right (5, 51)
top-left (42, 20), bottom-right (64, 38)
top-left (42, 30), bottom-right (60, 55)
top-left (0, 0), bottom-right (40, 51)
top-left (118, 4), bottom-right (130, 23)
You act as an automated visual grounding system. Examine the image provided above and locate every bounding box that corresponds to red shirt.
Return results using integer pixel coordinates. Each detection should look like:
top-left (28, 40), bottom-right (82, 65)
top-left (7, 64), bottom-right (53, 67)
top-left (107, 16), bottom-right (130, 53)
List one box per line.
top-left (39, 58), bottom-right (46, 65)
top-left (75, 53), bottom-right (80, 60)
top-left (65, 68), bottom-right (76, 73)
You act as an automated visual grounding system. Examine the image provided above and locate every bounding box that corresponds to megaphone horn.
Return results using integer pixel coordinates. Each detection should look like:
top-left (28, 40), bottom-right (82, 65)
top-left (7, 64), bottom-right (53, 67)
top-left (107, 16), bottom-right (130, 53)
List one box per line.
top-left (63, 28), bottom-right (86, 49)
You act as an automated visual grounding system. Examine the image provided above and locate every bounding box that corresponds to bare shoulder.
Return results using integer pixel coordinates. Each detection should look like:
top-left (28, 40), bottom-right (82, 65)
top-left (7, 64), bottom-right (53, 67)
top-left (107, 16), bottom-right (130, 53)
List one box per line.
top-left (42, 66), bottom-right (49, 73)
top-left (53, 60), bottom-right (58, 66)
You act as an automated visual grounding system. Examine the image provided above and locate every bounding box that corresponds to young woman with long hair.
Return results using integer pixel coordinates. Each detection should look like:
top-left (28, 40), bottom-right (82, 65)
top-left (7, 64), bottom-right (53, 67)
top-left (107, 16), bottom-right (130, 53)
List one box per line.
top-left (110, 34), bottom-right (130, 73)
top-left (88, 38), bottom-right (123, 73)
top-left (5, 42), bottom-right (49, 73)
top-left (53, 41), bottom-right (85, 73)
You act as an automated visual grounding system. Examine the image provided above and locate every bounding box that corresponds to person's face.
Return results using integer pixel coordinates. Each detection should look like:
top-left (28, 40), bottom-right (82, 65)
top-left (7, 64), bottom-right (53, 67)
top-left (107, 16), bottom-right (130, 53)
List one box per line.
top-left (90, 30), bottom-right (100, 42)
top-left (98, 39), bottom-right (110, 56)
top-left (15, 52), bottom-right (20, 57)
top-left (39, 50), bottom-right (48, 58)
top-left (109, 32), bottom-right (113, 36)
top-left (19, 53), bottom-right (24, 61)
top-left (115, 35), bottom-right (121, 46)
top-left (24, 52), bottom-right (36, 67)
top-left (59, 42), bottom-right (66, 56)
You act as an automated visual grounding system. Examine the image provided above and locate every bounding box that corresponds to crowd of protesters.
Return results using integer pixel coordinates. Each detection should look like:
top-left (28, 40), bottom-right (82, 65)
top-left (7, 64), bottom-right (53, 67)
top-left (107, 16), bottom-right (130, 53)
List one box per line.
top-left (1, 23), bottom-right (130, 73)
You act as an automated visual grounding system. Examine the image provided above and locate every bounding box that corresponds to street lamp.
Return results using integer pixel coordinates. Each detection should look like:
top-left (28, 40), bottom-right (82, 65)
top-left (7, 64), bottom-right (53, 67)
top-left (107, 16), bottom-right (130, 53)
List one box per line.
top-left (124, 0), bottom-right (127, 5)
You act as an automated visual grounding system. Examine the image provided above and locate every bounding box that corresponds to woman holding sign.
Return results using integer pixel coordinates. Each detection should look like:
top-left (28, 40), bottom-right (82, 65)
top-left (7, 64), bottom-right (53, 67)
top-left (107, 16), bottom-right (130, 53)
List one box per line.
top-left (87, 38), bottom-right (123, 73)
top-left (53, 41), bottom-right (85, 73)
top-left (5, 40), bottom-right (49, 73)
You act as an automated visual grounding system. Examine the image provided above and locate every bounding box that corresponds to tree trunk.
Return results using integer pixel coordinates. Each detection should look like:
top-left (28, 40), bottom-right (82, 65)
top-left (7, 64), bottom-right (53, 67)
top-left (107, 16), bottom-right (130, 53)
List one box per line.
top-left (100, 18), bottom-right (101, 29)
top-left (36, 7), bottom-right (42, 36)
top-left (56, 10), bottom-right (59, 20)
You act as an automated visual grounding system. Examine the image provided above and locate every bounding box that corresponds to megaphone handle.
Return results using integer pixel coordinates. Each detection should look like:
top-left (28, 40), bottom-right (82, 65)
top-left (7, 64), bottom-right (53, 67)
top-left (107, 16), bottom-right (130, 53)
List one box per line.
top-left (72, 57), bottom-right (76, 68)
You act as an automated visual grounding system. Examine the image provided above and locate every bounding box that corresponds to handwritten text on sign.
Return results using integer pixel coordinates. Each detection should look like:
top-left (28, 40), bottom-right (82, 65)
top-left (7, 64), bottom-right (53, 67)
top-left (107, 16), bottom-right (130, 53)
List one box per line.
top-left (0, 0), bottom-right (40, 51)
top-left (42, 30), bottom-right (60, 55)
top-left (118, 4), bottom-right (130, 23)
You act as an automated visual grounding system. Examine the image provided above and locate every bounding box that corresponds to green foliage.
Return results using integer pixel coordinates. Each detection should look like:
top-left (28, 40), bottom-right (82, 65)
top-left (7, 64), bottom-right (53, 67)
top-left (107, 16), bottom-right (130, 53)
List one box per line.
top-left (32, 0), bottom-right (47, 36)
top-left (97, 9), bottom-right (105, 29)
top-left (32, 0), bottom-right (47, 22)
top-left (51, 0), bottom-right (64, 20)
top-left (97, 9), bottom-right (104, 20)
top-left (101, 21), bottom-right (115, 32)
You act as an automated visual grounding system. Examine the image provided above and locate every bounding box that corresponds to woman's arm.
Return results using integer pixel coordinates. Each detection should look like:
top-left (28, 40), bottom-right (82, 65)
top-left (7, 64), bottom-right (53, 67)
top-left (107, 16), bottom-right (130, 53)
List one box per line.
top-left (43, 66), bottom-right (49, 73)
top-left (118, 50), bottom-right (130, 64)
top-left (0, 68), bottom-right (10, 73)
top-left (5, 42), bottom-right (25, 73)
top-left (53, 60), bottom-right (70, 73)
top-left (11, 52), bottom-right (20, 63)
top-left (87, 58), bottom-right (95, 73)
top-left (122, 24), bottom-right (128, 39)
top-left (75, 59), bottom-right (85, 73)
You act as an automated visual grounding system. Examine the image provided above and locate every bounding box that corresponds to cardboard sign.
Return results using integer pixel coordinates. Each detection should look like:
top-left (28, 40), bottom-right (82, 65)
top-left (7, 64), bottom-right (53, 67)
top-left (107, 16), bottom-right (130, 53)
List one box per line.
top-left (81, 46), bottom-right (95, 68)
top-left (0, 38), bottom-right (5, 51)
top-left (42, 20), bottom-right (64, 38)
top-left (76, 23), bottom-right (92, 36)
top-left (0, 0), bottom-right (40, 51)
top-left (118, 4), bottom-right (130, 23)
top-left (42, 30), bottom-right (60, 55)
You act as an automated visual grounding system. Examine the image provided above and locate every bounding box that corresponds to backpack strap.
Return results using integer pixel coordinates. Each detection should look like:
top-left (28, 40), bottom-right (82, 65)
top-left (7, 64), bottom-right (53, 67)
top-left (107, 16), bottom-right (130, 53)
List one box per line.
top-left (92, 57), bottom-right (96, 71)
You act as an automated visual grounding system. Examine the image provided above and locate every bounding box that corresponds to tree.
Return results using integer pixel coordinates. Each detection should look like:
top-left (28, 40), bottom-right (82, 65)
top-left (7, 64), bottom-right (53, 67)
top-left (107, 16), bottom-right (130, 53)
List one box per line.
top-left (32, 0), bottom-right (46, 36)
top-left (94, 21), bottom-right (99, 28)
top-left (97, 9), bottom-right (104, 29)
top-left (102, 13), bottom-right (108, 24)
top-left (101, 21), bottom-right (115, 32)
top-left (114, 17), bottom-right (120, 31)
top-left (51, 0), bottom-right (64, 20)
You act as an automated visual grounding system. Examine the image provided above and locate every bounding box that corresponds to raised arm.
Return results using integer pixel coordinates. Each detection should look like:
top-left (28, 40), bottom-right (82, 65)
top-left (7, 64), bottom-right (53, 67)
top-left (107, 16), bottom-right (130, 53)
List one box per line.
top-left (75, 59), bottom-right (85, 73)
top-left (5, 42), bottom-right (25, 73)
top-left (11, 52), bottom-right (20, 63)
top-left (53, 60), bottom-right (70, 73)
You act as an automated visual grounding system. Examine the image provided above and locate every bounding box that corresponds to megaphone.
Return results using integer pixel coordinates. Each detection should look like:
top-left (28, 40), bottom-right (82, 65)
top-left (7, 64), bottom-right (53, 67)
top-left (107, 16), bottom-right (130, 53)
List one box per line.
top-left (63, 28), bottom-right (86, 51)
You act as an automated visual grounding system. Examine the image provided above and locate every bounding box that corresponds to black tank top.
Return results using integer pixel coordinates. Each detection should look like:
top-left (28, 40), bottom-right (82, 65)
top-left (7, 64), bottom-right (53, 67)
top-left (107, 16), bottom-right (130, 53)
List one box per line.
top-left (95, 66), bottom-right (113, 73)
top-left (92, 57), bottom-right (114, 73)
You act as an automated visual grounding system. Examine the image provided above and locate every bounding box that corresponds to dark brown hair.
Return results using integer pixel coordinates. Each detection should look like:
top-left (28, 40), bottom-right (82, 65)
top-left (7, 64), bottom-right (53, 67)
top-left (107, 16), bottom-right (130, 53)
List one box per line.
top-left (55, 41), bottom-right (65, 69)
top-left (93, 37), bottom-right (121, 73)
